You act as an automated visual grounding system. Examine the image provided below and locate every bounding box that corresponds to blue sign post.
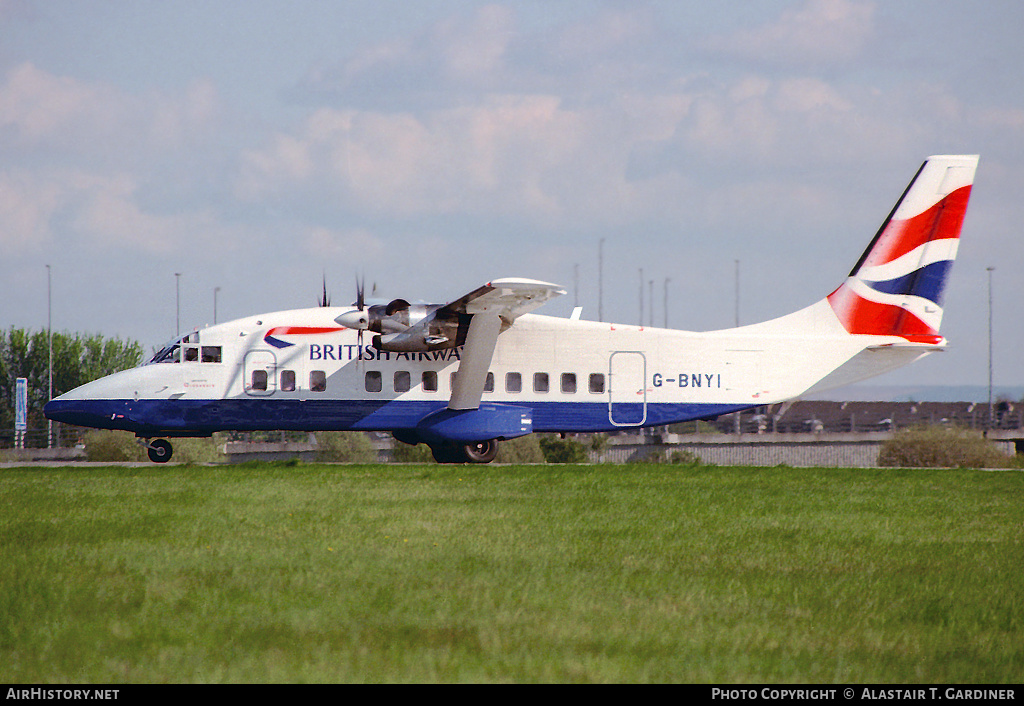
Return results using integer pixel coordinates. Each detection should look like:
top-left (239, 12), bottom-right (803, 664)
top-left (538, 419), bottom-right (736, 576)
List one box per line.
top-left (15, 377), bottom-right (27, 449)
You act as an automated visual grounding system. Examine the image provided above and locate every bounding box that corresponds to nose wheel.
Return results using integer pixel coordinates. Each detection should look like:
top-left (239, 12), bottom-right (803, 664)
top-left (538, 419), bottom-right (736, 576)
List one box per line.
top-left (145, 439), bottom-right (174, 464)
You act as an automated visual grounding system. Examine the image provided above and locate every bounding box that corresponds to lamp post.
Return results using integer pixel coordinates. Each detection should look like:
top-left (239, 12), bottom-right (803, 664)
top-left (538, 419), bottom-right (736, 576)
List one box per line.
top-left (598, 238), bottom-right (604, 322)
top-left (734, 259), bottom-right (740, 327)
top-left (649, 279), bottom-right (654, 328)
top-left (987, 266), bottom-right (995, 435)
top-left (573, 264), bottom-right (578, 309)
top-left (639, 268), bottom-right (643, 326)
top-left (175, 273), bottom-right (181, 337)
top-left (664, 277), bottom-right (670, 329)
top-left (46, 264), bottom-right (52, 449)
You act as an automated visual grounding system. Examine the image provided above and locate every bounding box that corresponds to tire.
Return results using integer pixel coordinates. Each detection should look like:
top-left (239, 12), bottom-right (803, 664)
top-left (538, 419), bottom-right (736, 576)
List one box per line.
top-left (430, 440), bottom-right (499, 464)
top-left (147, 439), bottom-right (173, 464)
top-left (463, 439), bottom-right (498, 464)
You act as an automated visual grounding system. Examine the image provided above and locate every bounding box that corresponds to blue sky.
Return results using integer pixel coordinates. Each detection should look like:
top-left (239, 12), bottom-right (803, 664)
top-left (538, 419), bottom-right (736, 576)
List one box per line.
top-left (3, 0), bottom-right (1023, 390)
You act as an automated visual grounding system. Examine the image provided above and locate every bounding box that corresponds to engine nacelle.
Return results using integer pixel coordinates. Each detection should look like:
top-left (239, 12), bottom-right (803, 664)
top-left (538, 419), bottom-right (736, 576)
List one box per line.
top-left (369, 299), bottom-right (422, 330)
top-left (372, 313), bottom-right (465, 352)
top-left (338, 297), bottom-right (469, 352)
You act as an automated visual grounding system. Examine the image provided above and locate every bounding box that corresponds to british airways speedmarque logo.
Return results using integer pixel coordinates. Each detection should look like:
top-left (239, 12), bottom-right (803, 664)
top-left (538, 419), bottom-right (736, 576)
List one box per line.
top-left (263, 327), bottom-right (345, 349)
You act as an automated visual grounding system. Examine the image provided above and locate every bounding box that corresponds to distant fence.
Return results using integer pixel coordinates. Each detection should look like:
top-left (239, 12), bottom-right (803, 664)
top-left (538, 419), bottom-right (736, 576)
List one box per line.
top-left (598, 432), bottom-right (1019, 468)
top-left (714, 405), bottom-right (1024, 436)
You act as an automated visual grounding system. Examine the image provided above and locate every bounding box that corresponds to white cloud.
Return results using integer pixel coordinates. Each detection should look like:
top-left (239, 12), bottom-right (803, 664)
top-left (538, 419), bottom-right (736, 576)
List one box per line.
top-left (303, 225), bottom-right (385, 261)
top-left (236, 95), bottom-right (601, 222)
top-left (434, 3), bottom-right (514, 82)
top-left (703, 0), bottom-right (876, 65)
top-left (0, 170), bottom-right (60, 250)
top-left (238, 64), bottom-right (967, 238)
top-left (0, 62), bottom-right (220, 157)
top-left (0, 167), bottom-right (242, 256)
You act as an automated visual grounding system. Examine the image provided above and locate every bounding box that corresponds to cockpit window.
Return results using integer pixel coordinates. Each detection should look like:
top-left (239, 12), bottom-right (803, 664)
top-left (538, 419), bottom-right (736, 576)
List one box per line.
top-left (147, 333), bottom-right (220, 365)
top-left (148, 342), bottom-right (181, 364)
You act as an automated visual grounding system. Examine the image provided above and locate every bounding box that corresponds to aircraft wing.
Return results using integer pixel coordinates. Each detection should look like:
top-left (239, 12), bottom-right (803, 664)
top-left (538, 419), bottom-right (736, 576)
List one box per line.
top-left (443, 278), bottom-right (566, 410)
top-left (440, 278), bottom-right (567, 320)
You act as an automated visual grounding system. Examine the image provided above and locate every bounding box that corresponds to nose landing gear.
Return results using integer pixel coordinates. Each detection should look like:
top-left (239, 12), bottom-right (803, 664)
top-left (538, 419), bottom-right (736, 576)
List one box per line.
top-left (141, 438), bottom-right (174, 464)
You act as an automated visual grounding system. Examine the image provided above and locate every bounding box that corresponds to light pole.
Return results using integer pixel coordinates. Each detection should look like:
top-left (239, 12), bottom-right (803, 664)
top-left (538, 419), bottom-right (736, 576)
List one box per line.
top-left (663, 277), bottom-right (670, 329)
top-left (175, 273), bottom-right (181, 337)
top-left (639, 268), bottom-right (644, 326)
top-left (648, 279), bottom-right (653, 327)
top-left (734, 259), bottom-right (740, 327)
top-left (987, 266), bottom-right (994, 434)
top-left (46, 264), bottom-right (52, 449)
top-left (573, 264), bottom-right (579, 309)
top-left (598, 238), bottom-right (604, 322)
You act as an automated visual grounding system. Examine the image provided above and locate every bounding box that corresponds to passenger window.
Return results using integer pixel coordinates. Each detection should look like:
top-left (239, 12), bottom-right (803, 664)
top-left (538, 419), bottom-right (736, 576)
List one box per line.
top-left (310, 370), bottom-right (327, 392)
top-left (422, 371), bottom-right (438, 392)
top-left (484, 372), bottom-right (494, 393)
top-left (589, 373), bottom-right (605, 394)
top-left (201, 346), bottom-right (222, 363)
top-left (365, 371), bottom-right (382, 393)
top-left (251, 370), bottom-right (268, 391)
top-left (281, 370), bottom-right (296, 392)
top-left (184, 347), bottom-right (199, 362)
top-left (534, 372), bottom-right (549, 393)
top-left (506, 372), bottom-right (522, 393)
top-left (561, 373), bottom-right (577, 394)
top-left (395, 370), bottom-right (411, 393)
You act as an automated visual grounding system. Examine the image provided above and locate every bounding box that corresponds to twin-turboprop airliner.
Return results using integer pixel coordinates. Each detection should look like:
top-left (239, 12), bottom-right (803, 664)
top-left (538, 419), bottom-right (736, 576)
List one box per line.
top-left (45, 155), bottom-right (979, 463)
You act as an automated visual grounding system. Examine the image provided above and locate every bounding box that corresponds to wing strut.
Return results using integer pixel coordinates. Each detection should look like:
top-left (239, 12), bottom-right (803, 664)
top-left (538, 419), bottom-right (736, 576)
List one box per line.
top-left (448, 312), bottom-right (501, 411)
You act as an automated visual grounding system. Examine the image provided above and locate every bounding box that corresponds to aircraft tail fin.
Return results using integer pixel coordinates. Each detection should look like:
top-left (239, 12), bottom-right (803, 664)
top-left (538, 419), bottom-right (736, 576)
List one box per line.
top-left (826, 155), bottom-right (978, 344)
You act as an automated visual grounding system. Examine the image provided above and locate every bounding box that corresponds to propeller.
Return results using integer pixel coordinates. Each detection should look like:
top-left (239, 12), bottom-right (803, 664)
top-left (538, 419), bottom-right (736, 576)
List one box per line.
top-left (317, 275), bottom-right (331, 307)
top-left (336, 273), bottom-right (370, 351)
top-left (335, 276), bottom-right (446, 352)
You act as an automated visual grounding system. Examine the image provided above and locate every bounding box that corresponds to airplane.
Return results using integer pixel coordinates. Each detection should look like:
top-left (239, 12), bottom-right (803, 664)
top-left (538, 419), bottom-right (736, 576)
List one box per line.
top-left (45, 154), bottom-right (979, 464)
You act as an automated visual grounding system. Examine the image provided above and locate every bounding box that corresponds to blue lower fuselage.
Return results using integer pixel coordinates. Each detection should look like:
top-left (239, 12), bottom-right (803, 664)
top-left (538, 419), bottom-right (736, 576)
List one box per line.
top-left (43, 396), bottom-right (747, 438)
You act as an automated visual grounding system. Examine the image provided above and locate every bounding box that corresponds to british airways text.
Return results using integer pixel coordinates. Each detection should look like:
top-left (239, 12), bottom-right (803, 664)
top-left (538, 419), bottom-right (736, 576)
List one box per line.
top-left (310, 344), bottom-right (461, 362)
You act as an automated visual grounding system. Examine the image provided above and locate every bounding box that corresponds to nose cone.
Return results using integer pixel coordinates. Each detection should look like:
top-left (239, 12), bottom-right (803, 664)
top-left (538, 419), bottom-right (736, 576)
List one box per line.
top-left (43, 371), bottom-right (137, 431)
top-left (44, 395), bottom-right (132, 430)
top-left (335, 309), bottom-right (368, 329)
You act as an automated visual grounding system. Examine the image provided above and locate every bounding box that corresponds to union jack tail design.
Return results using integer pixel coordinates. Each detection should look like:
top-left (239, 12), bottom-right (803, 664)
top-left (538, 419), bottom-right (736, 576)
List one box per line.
top-left (827, 155), bottom-right (979, 344)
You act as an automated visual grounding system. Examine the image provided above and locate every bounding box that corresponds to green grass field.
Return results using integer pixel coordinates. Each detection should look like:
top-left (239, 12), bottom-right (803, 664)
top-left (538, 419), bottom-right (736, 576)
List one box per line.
top-left (1, 463), bottom-right (1021, 683)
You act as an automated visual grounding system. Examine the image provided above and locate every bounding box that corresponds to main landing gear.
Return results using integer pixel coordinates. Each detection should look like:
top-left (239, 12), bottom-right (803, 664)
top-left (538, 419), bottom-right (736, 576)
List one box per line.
top-left (429, 439), bottom-right (499, 464)
top-left (138, 436), bottom-right (499, 465)
top-left (141, 438), bottom-right (173, 464)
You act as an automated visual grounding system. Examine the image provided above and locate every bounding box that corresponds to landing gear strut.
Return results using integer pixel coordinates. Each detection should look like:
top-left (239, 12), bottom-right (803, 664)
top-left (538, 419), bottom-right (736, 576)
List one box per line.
top-left (144, 438), bottom-right (173, 464)
top-left (430, 439), bottom-right (499, 464)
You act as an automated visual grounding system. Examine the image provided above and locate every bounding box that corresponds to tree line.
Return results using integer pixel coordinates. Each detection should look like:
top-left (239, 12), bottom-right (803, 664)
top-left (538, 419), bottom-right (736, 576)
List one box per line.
top-left (1, 328), bottom-right (142, 432)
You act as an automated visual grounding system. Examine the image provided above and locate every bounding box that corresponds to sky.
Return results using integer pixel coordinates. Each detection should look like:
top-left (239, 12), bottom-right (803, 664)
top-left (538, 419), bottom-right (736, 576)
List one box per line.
top-left (2, 0), bottom-right (1023, 392)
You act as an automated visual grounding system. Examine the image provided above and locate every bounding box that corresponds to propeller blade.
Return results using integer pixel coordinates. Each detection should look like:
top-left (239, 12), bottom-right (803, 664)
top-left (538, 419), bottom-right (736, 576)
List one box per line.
top-left (318, 275), bottom-right (331, 307)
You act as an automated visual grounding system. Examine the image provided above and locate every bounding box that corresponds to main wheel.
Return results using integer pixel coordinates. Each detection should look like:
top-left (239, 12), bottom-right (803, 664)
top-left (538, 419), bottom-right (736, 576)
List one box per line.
top-left (147, 439), bottom-right (173, 464)
top-left (463, 439), bottom-right (499, 464)
top-left (429, 439), bottom-right (499, 464)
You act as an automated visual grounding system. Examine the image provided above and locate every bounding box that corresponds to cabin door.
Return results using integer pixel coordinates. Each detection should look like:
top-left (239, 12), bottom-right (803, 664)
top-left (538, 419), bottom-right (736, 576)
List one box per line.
top-left (244, 350), bottom-right (277, 396)
top-left (608, 351), bottom-right (647, 426)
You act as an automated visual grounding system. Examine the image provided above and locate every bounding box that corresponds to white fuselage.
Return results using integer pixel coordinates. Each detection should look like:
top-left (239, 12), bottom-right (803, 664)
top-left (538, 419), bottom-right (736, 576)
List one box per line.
top-left (46, 299), bottom-right (933, 437)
